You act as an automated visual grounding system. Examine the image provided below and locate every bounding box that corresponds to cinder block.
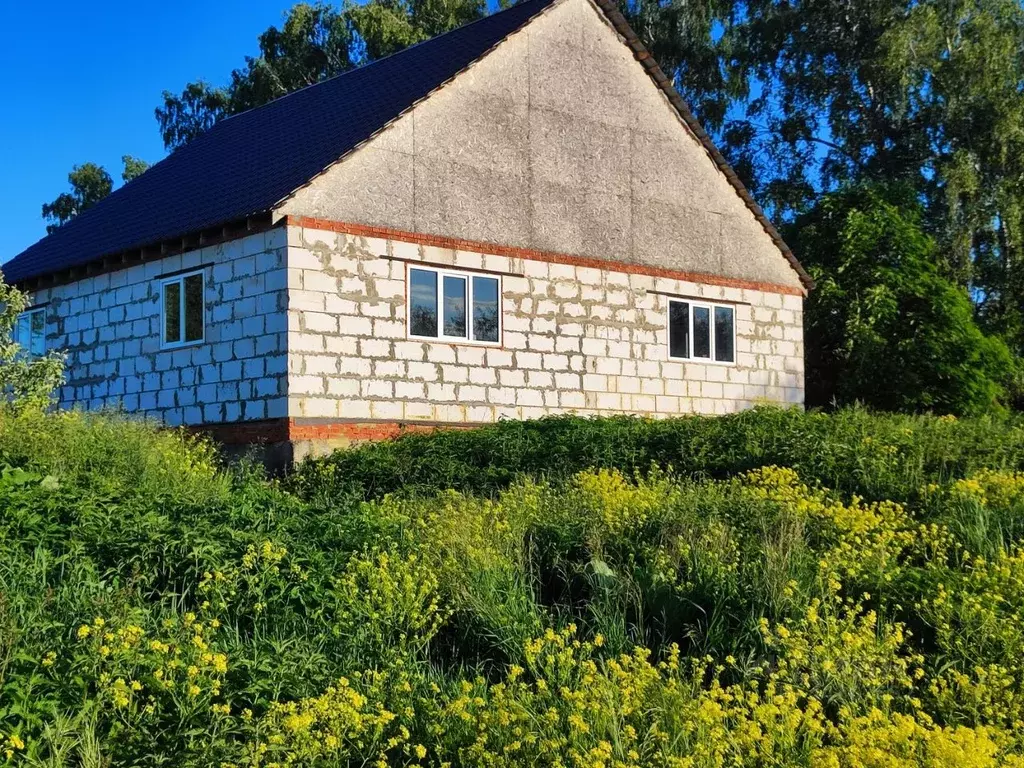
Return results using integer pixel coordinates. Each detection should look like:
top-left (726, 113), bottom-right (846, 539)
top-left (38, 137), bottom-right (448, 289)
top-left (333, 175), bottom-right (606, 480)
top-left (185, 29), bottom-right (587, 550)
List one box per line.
top-left (469, 367), bottom-right (497, 385)
top-left (362, 379), bottom-right (393, 398)
top-left (427, 383), bottom-right (459, 402)
top-left (457, 384), bottom-right (487, 402)
top-left (304, 312), bottom-right (338, 334)
top-left (371, 400), bottom-right (405, 420)
top-left (360, 339), bottom-right (392, 358)
top-left (374, 359), bottom-right (406, 377)
top-left (395, 381), bottom-right (426, 399)
top-left (408, 361), bottom-right (440, 381)
top-left (327, 378), bottom-right (360, 397)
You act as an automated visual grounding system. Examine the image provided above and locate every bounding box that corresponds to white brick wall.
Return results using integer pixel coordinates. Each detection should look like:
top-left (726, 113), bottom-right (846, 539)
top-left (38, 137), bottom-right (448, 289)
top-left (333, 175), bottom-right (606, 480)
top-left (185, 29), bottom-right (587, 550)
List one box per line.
top-left (26, 223), bottom-right (803, 430)
top-left (286, 225), bottom-right (804, 422)
top-left (27, 230), bottom-right (289, 425)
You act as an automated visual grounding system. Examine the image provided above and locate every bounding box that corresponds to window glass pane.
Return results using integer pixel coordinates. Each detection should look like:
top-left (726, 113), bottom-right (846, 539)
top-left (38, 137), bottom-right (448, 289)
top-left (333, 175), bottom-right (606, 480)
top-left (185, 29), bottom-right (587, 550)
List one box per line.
top-left (472, 276), bottom-right (499, 342)
top-left (184, 274), bottom-right (204, 342)
top-left (30, 311), bottom-right (45, 357)
top-left (443, 275), bottom-right (467, 337)
top-left (668, 301), bottom-right (689, 359)
top-left (409, 269), bottom-right (438, 337)
top-left (164, 281), bottom-right (181, 343)
top-left (15, 314), bottom-right (29, 350)
top-left (714, 306), bottom-right (735, 362)
top-left (692, 306), bottom-right (711, 358)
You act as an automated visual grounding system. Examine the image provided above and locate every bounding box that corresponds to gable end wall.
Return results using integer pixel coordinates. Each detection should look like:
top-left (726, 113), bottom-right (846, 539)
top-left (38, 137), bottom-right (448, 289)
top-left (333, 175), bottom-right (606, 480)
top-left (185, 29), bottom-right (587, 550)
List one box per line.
top-left (278, 0), bottom-right (805, 292)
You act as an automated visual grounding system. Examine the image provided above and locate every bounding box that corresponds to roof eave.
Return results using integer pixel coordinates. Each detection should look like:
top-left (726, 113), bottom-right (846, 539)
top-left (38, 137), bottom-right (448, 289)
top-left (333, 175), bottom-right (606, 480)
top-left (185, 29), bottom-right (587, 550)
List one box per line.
top-left (11, 211), bottom-right (276, 293)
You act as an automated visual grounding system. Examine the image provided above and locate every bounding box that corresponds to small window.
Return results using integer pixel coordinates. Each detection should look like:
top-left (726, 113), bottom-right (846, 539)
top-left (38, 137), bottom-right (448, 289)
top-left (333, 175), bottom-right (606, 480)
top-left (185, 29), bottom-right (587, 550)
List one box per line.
top-left (14, 307), bottom-right (46, 358)
top-left (667, 299), bottom-right (735, 364)
top-left (407, 265), bottom-right (501, 344)
top-left (162, 271), bottom-right (205, 347)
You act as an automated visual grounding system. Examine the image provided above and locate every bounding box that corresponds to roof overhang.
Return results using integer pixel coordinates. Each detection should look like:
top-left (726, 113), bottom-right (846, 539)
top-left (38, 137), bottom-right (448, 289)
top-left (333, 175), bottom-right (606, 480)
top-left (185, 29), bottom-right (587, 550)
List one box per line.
top-left (12, 212), bottom-right (276, 293)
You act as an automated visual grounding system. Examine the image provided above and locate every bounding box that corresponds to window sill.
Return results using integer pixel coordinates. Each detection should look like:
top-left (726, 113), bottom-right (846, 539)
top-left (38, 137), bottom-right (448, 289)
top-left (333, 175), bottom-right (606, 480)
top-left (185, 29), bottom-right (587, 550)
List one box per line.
top-left (668, 356), bottom-right (737, 367)
top-left (161, 339), bottom-right (206, 351)
top-left (408, 334), bottom-right (502, 348)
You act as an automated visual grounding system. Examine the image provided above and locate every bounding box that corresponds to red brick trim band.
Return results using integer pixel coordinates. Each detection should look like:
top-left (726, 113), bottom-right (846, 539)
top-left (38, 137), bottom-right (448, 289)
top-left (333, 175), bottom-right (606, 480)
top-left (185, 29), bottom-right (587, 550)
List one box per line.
top-left (283, 215), bottom-right (806, 297)
top-left (191, 418), bottom-right (476, 445)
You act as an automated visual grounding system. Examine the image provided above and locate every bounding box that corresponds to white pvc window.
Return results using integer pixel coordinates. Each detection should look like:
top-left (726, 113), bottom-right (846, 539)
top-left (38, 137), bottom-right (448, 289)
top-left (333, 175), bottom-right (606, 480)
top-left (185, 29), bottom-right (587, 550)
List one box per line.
top-left (161, 270), bottom-right (205, 348)
top-left (667, 299), bottom-right (735, 364)
top-left (407, 265), bottom-right (501, 344)
top-left (14, 308), bottom-right (46, 358)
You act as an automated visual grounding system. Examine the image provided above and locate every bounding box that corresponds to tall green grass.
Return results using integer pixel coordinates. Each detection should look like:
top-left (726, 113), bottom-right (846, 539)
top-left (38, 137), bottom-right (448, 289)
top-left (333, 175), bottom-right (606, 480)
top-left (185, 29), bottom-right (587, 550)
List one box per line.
top-left (2, 407), bottom-right (1024, 765)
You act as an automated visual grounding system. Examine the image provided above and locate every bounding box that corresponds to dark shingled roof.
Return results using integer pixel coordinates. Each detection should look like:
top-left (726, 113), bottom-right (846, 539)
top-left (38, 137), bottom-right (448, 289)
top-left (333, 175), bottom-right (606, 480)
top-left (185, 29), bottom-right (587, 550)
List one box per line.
top-left (5, 0), bottom-right (812, 290)
top-left (3, 0), bottom-right (559, 285)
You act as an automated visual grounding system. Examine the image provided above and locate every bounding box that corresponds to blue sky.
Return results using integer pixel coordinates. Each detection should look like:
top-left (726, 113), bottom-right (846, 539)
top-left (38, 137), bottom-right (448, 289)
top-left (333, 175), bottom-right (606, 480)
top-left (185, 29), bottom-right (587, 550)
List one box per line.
top-left (0, 0), bottom-right (292, 263)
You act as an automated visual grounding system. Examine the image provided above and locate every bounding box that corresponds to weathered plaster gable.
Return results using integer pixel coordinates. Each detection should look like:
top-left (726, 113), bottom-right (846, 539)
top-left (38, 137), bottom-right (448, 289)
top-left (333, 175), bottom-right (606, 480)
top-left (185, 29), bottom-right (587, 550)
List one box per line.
top-left (277, 0), bottom-right (803, 290)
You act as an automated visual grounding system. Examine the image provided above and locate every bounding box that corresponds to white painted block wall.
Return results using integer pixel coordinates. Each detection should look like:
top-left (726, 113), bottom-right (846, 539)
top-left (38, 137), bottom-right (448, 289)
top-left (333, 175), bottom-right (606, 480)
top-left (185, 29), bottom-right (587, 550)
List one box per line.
top-left (25, 230), bottom-right (289, 425)
top-left (286, 225), bottom-right (804, 423)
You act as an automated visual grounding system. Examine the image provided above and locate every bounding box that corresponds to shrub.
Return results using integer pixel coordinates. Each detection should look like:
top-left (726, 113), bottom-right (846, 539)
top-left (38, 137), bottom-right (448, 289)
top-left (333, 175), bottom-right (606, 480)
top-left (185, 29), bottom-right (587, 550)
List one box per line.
top-left (789, 184), bottom-right (1014, 416)
top-left (291, 406), bottom-right (1024, 503)
top-left (0, 275), bottom-right (64, 411)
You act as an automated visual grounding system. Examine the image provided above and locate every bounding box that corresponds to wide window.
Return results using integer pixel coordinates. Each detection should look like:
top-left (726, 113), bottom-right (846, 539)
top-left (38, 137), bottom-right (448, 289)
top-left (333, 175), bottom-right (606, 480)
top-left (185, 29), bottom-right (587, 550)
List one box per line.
top-left (14, 308), bottom-right (45, 358)
top-left (667, 299), bottom-right (735, 363)
top-left (407, 265), bottom-right (501, 344)
top-left (161, 271), bottom-right (205, 347)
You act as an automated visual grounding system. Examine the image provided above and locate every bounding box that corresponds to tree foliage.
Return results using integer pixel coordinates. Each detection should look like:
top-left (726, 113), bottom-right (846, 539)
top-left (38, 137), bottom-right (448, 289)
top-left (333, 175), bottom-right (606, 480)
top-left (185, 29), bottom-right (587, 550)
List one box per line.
top-left (631, 0), bottom-right (1024, 353)
top-left (41, 157), bottom-right (149, 233)
top-left (791, 184), bottom-right (1014, 416)
top-left (121, 155), bottom-right (149, 183)
top-left (40, 163), bottom-right (113, 234)
top-left (0, 276), bottom-right (65, 409)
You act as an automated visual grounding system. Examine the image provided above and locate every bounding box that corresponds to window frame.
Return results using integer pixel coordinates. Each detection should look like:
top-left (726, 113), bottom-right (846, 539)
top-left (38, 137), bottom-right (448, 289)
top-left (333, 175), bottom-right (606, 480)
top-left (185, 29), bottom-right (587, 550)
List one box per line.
top-left (160, 269), bottom-right (206, 349)
top-left (405, 263), bottom-right (502, 346)
top-left (14, 307), bottom-right (46, 359)
top-left (666, 298), bottom-right (737, 366)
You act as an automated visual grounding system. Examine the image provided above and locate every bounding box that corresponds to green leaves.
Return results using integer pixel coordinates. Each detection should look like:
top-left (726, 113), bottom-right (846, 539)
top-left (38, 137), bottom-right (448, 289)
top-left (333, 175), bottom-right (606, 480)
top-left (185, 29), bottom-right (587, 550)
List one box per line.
top-left (792, 184), bottom-right (1014, 416)
top-left (40, 163), bottom-right (111, 235)
top-left (39, 156), bottom-right (149, 233)
top-left (0, 277), bottom-right (64, 412)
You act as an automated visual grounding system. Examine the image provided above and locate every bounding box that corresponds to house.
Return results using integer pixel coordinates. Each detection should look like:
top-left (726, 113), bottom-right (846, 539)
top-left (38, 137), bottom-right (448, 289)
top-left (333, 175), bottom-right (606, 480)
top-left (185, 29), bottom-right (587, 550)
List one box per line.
top-left (4, 0), bottom-right (812, 461)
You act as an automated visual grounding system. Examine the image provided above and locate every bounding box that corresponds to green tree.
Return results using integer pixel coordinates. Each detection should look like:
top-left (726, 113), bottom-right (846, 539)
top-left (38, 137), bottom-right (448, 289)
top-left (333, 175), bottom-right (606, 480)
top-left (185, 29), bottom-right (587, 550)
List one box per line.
top-left (41, 163), bottom-right (113, 234)
top-left (0, 275), bottom-right (65, 410)
top-left (791, 184), bottom-right (1014, 416)
top-left (623, 0), bottom-right (1024, 351)
top-left (42, 157), bottom-right (150, 232)
top-left (121, 155), bottom-right (149, 183)
top-left (156, 0), bottom-right (486, 151)
top-left (155, 82), bottom-right (232, 153)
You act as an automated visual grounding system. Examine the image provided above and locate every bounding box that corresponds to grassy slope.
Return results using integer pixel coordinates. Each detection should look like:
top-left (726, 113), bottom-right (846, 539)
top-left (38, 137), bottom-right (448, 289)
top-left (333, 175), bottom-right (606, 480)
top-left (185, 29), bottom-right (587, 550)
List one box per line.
top-left (1, 407), bottom-right (1024, 766)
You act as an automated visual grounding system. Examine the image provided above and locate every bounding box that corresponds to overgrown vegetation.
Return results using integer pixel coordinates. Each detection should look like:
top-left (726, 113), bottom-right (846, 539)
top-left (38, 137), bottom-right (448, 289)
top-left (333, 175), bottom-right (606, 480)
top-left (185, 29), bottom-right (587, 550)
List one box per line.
top-left (4, 408), bottom-right (1024, 765)
top-left (790, 184), bottom-right (1015, 415)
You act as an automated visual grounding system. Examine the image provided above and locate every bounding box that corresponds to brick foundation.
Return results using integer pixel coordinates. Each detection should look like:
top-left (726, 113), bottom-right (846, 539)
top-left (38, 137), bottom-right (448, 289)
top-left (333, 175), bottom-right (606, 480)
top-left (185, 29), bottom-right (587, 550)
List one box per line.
top-left (194, 417), bottom-right (474, 445)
